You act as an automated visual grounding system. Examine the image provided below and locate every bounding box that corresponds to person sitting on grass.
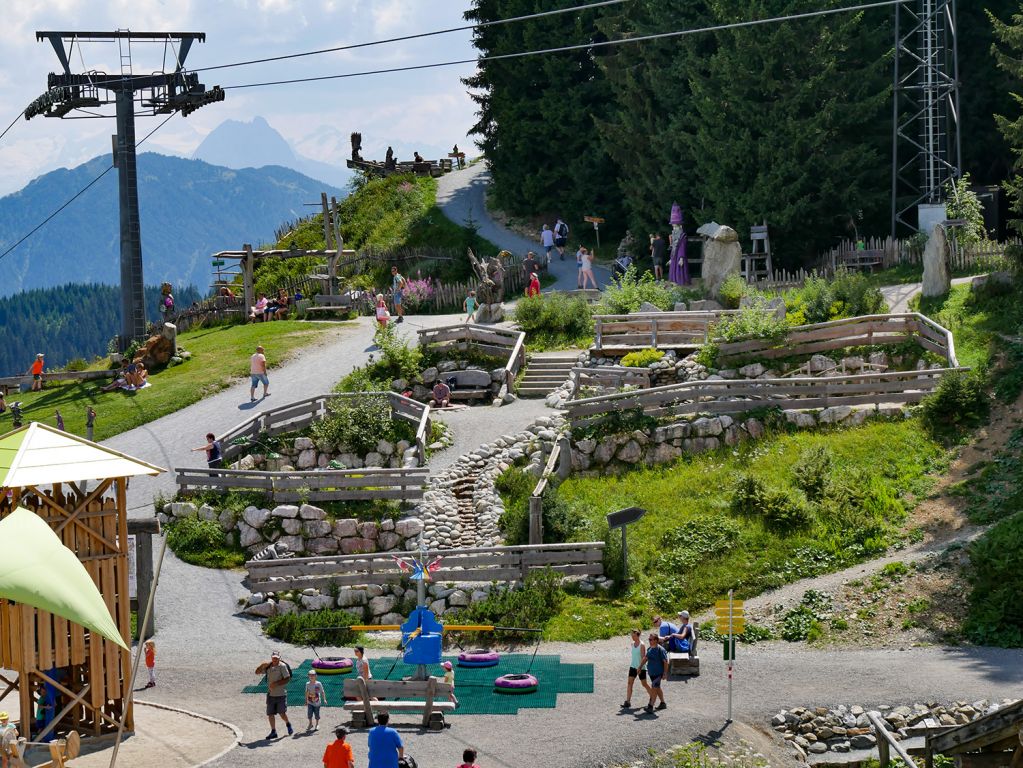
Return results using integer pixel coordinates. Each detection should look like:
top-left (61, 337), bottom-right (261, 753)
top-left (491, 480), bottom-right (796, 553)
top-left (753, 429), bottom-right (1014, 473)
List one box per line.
top-left (430, 380), bottom-right (451, 408)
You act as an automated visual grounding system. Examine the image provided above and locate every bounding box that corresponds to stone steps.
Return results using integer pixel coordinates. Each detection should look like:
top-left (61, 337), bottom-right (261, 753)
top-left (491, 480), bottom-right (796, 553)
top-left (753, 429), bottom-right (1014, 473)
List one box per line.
top-left (516, 352), bottom-right (580, 398)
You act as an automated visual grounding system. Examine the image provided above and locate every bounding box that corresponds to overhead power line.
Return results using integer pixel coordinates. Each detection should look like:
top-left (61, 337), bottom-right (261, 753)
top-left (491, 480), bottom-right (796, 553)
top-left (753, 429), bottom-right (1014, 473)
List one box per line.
top-left (193, 0), bottom-right (628, 73)
top-left (222, 0), bottom-right (908, 91)
top-left (0, 112), bottom-right (176, 264)
top-left (0, 109), bottom-right (25, 143)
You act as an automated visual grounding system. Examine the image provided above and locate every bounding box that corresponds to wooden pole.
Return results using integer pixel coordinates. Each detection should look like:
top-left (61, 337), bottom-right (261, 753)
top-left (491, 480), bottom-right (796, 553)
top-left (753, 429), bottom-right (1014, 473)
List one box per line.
top-left (528, 496), bottom-right (543, 545)
top-left (321, 193), bottom-right (334, 250)
top-left (242, 244), bottom-right (255, 319)
top-left (135, 533), bottom-right (154, 640)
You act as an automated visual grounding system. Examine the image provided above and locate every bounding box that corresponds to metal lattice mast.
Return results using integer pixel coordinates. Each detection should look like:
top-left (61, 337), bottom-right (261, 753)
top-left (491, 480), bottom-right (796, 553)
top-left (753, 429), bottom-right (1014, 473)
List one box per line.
top-left (26, 30), bottom-right (224, 347)
top-left (891, 0), bottom-right (962, 236)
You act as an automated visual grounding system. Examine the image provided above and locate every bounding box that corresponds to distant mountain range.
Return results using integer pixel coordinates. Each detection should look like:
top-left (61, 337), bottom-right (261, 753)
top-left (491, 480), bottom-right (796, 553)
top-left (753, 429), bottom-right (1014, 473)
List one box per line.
top-left (193, 116), bottom-right (352, 189)
top-left (0, 152), bottom-right (343, 297)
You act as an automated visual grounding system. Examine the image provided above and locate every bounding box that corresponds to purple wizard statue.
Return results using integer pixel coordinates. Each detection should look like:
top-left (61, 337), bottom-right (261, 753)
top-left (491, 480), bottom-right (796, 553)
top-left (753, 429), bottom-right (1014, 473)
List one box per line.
top-left (668, 203), bottom-right (689, 285)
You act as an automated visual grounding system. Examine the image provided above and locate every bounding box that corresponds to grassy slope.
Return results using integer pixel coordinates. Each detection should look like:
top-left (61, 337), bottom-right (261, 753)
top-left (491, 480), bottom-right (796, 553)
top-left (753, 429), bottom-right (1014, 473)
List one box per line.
top-left (6, 321), bottom-right (330, 441)
top-left (545, 420), bottom-right (944, 642)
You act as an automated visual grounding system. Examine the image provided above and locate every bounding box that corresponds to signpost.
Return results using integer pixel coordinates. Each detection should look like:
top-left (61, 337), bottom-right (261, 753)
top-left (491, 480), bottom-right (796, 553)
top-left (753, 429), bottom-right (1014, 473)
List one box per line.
top-left (584, 215), bottom-right (605, 249)
top-left (605, 506), bottom-right (646, 585)
top-left (715, 591), bottom-right (744, 722)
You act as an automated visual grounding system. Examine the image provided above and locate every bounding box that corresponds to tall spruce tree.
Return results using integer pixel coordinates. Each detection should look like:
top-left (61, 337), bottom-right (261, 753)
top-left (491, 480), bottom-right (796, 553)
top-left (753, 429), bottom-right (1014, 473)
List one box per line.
top-left (991, 6), bottom-right (1023, 232)
top-left (463, 0), bottom-right (620, 229)
top-left (681, 0), bottom-right (891, 264)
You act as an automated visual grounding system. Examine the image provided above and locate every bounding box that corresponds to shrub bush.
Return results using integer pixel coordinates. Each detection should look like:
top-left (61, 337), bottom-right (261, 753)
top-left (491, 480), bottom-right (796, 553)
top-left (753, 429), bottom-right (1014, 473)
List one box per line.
top-left (598, 266), bottom-right (675, 314)
top-left (730, 474), bottom-right (768, 517)
top-left (166, 515), bottom-right (246, 569)
top-left (657, 517), bottom-right (741, 571)
top-left (919, 369), bottom-right (991, 440)
top-left (830, 268), bottom-right (886, 317)
top-left (718, 273), bottom-right (752, 309)
top-left (713, 300), bottom-right (788, 343)
top-left (373, 324), bottom-right (424, 382)
top-left (449, 569), bottom-right (565, 639)
top-left (792, 445), bottom-right (835, 502)
top-left (621, 348), bottom-right (665, 368)
top-left (513, 293), bottom-right (592, 338)
top-left (798, 276), bottom-right (835, 324)
top-left (965, 512), bottom-right (1023, 647)
top-left (311, 394), bottom-right (414, 455)
top-left (264, 609), bottom-right (360, 644)
top-left (761, 488), bottom-right (814, 532)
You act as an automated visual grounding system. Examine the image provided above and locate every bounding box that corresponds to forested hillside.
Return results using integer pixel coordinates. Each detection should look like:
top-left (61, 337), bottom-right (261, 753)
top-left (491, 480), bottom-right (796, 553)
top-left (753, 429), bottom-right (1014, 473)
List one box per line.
top-left (0, 152), bottom-right (342, 296)
top-left (0, 283), bottom-right (201, 376)
top-left (465, 0), bottom-right (1019, 264)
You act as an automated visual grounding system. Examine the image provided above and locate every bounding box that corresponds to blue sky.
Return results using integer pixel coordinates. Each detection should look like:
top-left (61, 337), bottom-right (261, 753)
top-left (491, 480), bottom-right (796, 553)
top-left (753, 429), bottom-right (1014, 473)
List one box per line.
top-left (0, 1), bottom-right (480, 194)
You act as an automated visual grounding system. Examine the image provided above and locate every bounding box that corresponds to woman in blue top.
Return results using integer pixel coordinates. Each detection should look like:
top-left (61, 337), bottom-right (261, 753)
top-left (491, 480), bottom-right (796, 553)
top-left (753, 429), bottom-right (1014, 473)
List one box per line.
top-left (623, 629), bottom-right (652, 709)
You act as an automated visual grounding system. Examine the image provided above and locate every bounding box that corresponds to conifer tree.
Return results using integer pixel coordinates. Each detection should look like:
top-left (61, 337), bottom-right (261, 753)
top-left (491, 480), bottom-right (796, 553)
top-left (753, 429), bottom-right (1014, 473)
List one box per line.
top-left (991, 5), bottom-right (1023, 232)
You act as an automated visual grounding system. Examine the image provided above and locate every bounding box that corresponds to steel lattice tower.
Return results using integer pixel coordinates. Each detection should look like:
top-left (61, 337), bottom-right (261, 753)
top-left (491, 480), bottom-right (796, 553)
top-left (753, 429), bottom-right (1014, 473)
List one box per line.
top-left (26, 31), bottom-right (224, 347)
top-left (891, 0), bottom-right (962, 236)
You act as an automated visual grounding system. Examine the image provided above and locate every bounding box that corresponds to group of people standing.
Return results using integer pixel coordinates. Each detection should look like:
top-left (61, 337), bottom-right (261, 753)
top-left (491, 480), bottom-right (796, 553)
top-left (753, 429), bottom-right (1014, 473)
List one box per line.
top-left (624, 612), bottom-right (695, 715)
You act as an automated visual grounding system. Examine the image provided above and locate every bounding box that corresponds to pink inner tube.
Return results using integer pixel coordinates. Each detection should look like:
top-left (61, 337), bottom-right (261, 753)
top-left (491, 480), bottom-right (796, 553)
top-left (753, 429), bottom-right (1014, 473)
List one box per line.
top-left (494, 673), bottom-right (538, 689)
top-left (312, 657), bottom-right (354, 671)
top-left (458, 649), bottom-right (499, 664)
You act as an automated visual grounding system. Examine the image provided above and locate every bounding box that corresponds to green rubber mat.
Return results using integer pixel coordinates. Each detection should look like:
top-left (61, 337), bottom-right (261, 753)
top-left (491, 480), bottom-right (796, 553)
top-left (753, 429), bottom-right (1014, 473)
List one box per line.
top-left (242, 654), bottom-right (594, 716)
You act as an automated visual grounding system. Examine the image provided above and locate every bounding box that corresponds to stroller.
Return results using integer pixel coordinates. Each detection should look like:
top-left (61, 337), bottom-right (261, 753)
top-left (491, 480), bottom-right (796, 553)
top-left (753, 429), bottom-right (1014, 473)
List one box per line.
top-left (611, 254), bottom-right (633, 283)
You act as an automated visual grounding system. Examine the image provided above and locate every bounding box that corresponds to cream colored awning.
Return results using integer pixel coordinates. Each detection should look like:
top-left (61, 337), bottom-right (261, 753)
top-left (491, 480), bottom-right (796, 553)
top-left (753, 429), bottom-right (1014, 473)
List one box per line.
top-left (0, 422), bottom-right (164, 488)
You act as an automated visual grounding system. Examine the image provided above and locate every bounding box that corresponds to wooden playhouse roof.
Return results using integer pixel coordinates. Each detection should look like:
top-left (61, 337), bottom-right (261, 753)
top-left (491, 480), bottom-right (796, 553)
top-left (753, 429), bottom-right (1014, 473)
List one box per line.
top-left (0, 422), bottom-right (164, 488)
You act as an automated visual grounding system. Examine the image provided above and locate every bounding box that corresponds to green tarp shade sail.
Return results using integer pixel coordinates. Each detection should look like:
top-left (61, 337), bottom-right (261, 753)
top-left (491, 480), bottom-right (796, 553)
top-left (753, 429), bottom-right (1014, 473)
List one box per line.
top-left (0, 506), bottom-right (127, 650)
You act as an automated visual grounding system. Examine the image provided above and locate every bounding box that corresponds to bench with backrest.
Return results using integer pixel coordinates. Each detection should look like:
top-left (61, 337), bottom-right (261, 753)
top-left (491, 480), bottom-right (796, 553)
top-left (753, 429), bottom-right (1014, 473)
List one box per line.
top-left (342, 676), bottom-right (454, 730)
top-left (840, 249), bottom-right (884, 271)
top-left (667, 621), bottom-right (700, 677)
top-left (305, 293), bottom-right (354, 317)
top-left (439, 368), bottom-right (493, 401)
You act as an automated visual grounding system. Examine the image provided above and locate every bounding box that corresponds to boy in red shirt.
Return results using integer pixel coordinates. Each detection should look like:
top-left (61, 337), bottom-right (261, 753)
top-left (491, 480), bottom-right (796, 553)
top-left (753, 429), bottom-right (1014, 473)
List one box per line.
top-left (457, 747), bottom-right (481, 768)
top-left (323, 726), bottom-right (354, 768)
top-left (143, 639), bottom-right (156, 688)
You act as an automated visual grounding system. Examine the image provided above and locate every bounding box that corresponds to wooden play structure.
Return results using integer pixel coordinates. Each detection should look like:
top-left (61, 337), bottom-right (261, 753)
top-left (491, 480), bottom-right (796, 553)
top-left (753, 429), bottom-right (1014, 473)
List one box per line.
top-left (0, 423), bottom-right (164, 744)
top-left (8, 730), bottom-right (80, 768)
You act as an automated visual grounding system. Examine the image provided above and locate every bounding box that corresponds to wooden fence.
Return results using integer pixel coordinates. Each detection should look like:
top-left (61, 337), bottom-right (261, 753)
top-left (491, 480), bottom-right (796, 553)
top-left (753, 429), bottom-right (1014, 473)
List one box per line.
top-left (216, 391), bottom-right (432, 465)
top-left (819, 236), bottom-right (1020, 275)
top-left (565, 367), bottom-right (959, 429)
top-left (174, 465), bottom-right (429, 503)
top-left (418, 323), bottom-right (526, 399)
top-left (715, 313), bottom-right (958, 367)
top-left (244, 541), bottom-right (605, 593)
top-left (569, 366), bottom-right (653, 397)
top-left (593, 311), bottom-right (741, 352)
top-left (0, 368), bottom-right (116, 393)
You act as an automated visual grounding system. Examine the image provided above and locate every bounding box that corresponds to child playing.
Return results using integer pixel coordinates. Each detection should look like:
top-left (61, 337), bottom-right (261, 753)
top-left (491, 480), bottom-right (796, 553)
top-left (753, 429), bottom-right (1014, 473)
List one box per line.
top-left (441, 660), bottom-right (459, 708)
top-left (463, 290), bottom-right (477, 323)
top-left (143, 639), bottom-right (156, 689)
top-left (305, 670), bottom-right (326, 730)
top-left (526, 272), bottom-right (541, 298)
top-left (456, 747), bottom-right (481, 768)
top-left (0, 711), bottom-right (18, 768)
top-left (375, 294), bottom-right (390, 328)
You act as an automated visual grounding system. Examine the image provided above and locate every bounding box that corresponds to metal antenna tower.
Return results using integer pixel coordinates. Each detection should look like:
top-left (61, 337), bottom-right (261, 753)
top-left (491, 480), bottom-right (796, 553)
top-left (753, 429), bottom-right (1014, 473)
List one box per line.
top-left (891, 0), bottom-right (962, 236)
top-left (25, 30), bottom-right (225, 347)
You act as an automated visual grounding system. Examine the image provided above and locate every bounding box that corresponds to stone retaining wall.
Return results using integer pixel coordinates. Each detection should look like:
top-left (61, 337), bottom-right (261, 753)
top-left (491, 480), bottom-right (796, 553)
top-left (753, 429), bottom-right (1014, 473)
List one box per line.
top-left (159, 501), bottom-right (424, 557)
top-left (233, 435), bottom-right (421, 471)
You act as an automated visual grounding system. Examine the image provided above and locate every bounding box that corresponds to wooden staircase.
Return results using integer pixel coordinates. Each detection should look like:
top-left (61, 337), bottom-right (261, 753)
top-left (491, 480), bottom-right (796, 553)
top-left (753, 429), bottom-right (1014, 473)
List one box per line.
top-left (516, 351), bottom-right (580, 398)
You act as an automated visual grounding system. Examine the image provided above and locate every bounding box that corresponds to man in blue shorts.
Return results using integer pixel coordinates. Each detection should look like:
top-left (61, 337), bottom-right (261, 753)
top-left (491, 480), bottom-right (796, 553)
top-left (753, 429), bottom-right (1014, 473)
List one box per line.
top-left (643, 633), bottom-right (669, 714)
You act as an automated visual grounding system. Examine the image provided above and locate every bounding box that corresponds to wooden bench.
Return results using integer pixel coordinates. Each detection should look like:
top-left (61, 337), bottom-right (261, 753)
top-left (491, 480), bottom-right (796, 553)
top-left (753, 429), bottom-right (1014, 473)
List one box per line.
top-left (667, 621), bottom-right (700, 677)
top-left (305, 293), bottom-right (355, 317)
top-left (437, 369), bottom-right (493, 401)
top-left (840, 249), bottom-right (884, 271)
top-left (342, 676), bottom-right (455, 730)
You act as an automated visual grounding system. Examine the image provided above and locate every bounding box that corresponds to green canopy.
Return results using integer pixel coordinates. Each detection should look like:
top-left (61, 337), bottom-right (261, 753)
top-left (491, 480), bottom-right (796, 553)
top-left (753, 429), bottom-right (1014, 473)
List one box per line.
top-left (0, 506), bottom-right (127, 649)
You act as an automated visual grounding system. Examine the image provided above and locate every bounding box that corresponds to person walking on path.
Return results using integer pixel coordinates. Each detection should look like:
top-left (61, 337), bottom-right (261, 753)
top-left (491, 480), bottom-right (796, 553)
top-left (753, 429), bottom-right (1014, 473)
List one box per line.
top-left (463, 290), bottom-right (477, 323)
top-left (522, 251), bottom-right (540, 280)
top-left (576, 246), bottom-right (588, 288)
top-left (391, 266), bottom-right (407, 323)
top-left (643, 634), bottom-right (669, 714)
top-left (367, 712), bottom-right (403, 768)
top-left (54, 410), bottom-right (64, 431)
top-left (85, 407), bottom-right (96, 441)
top-left (192, 433), bottom-right (223, 468)
top-left (539, 224), bottom-right (555, 266)
top-left (623, 629), bottom-right (652, 709)
top-left (305, 669), bottom-right (326, 731)
top-left (323, 726), bottom-right (355, 768)
top-left (579, 248), bottom-right (598, 290)
top-left (29, 353), bottom-right (44, 391)
top-left (143, 639), bottom-right (156, 688)
top-left (255, 650), bottom-right (294, 739)
top-left (650, 232), bottom-right (667, 281)
top-left (554, 218), bottom-right (570, 260)
top-left (249, 345), bottom-right (269, 402)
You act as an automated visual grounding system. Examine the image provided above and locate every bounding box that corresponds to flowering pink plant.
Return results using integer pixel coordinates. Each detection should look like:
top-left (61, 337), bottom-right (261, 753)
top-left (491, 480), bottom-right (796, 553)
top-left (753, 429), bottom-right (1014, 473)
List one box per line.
top-left (402, 277), bottom-right (434, 312)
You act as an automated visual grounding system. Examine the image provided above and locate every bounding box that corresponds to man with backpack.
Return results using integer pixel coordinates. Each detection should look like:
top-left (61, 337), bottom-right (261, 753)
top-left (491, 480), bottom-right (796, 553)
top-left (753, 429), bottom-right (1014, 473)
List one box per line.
top-left (256, 650), bottom-right (294, 739)
top-left (554, 218), bottom-right (570, 260)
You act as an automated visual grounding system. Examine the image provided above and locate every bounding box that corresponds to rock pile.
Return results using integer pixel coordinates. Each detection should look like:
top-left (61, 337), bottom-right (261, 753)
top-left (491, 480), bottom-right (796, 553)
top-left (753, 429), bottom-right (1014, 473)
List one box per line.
top-left (160, 501), bottom-right (424, 557)
top-left (416, 415), bottom-right (566, 548)
top-left (771, 699), bottom-right (1019, 758)
top-left (243, 577), bottom-right (498, 621)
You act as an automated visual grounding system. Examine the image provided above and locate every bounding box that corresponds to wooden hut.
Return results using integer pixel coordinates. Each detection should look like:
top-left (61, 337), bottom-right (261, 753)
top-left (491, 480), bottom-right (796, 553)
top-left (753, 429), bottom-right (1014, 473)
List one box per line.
top-left (0, 423), bottom-right (164, 741)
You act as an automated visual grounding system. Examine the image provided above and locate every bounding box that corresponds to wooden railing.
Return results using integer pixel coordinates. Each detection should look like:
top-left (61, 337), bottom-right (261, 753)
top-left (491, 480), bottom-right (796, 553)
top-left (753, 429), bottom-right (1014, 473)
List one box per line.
top-left (715, 313), bottom-right (958, 367)
top-left (593, 311), bottom-right (741, 352)
top-left (244, 541), bottom-right (605, 593)
top-left (417, 323), bottom-right (526, 401)
top-left (819, 236), bottom-right (1021, 274)
top-left (216, 391), bottom-right (432, 465)
top-left (565, 368), bottom-right (959, 429)
top-left (175, 465), bottom-right (429, 503)
top-left (0, 369), bottom-right (116, 392)
top-left (569, 366), bottom-right (653, 398)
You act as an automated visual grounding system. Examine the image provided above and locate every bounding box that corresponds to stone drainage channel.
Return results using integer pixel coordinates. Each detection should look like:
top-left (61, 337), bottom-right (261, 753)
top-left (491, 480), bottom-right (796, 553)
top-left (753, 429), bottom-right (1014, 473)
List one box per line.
top-left (416, 415), bottom-right (566, 549)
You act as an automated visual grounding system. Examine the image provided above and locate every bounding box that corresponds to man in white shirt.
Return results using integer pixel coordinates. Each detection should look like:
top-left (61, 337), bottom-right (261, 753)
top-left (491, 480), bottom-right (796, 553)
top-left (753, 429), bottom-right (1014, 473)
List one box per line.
top-left (249, 345), bottom-right (269, 402)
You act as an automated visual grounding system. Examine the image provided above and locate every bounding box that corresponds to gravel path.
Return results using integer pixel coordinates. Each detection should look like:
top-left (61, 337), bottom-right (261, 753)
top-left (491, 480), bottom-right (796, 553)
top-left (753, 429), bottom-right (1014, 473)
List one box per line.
top-left (880, 276), bottom-right (976, 314)
top-left (435, 163), bottom-right (612, 291)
